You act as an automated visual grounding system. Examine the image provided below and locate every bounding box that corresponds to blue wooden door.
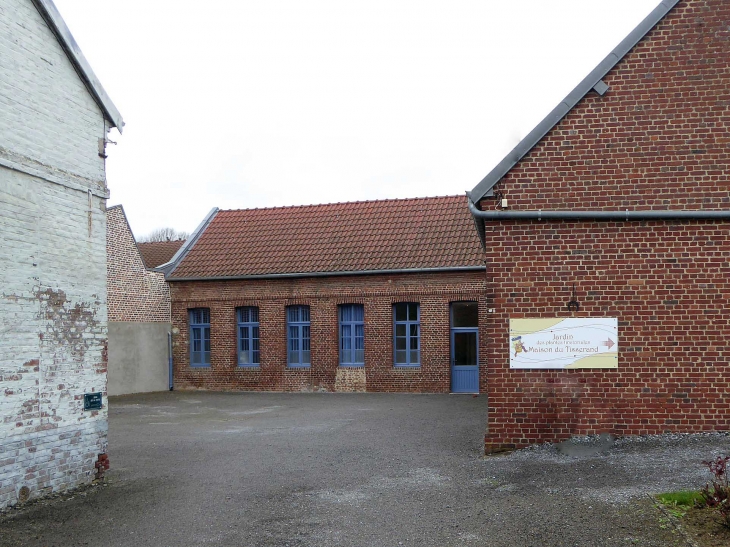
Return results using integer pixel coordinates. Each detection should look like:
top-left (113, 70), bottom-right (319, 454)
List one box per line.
top-left (451, 328), bottom-right (479, 393)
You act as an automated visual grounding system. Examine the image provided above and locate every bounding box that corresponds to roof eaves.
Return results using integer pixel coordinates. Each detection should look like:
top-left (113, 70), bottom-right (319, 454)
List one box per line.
top-left (167, 265), bottom-right (487, 282)
top-left (468, 0), bottom-right (681, 203)
top-left (31, 0), bottom-right (124, 132)
top-left (157, 207), bottom-right (220, 277)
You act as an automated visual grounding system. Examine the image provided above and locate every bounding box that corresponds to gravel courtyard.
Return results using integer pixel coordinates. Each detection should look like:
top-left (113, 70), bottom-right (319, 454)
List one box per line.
top-left (1, 391), bottom-right (728, 546)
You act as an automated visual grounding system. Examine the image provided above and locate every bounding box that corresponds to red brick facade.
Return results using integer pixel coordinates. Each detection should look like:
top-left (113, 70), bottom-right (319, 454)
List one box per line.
top-left (170, 271), bottom-right (488, 393)
top-left (478, 0), bottom-right (730, 452)
top-left (107, 206), bottom-right (171, 322)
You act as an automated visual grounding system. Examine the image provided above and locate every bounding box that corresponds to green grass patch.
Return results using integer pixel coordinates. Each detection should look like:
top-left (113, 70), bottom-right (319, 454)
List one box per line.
top-left (656, 491), bottom-right (704, 507)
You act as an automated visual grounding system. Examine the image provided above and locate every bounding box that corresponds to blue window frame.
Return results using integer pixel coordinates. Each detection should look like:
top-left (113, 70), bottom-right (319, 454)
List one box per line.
top-left (287, 305), bottom-right (310, 367)
top-left (189, 308), bottom-right (210, 367)
top-left (393, 303), bottom-right (420, 367)
top-left (339, 304), bottom-right (364, 367)
top-left (237, 307), bottom-right (260, 367)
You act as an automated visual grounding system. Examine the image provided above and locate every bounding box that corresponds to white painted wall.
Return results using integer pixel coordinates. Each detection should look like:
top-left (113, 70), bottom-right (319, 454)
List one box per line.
top-left (0, 0), bottom-right (112, 509)
top-left (0, 0), bottom-right (107, 186)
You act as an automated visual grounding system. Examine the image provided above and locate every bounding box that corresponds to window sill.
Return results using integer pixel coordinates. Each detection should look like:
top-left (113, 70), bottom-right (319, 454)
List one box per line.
top-left (339, 364), bottom-right (364, 369)
top-left (287, 365), bottom-right (311, 369)
top-left (393, 364), bottom-right (420, 369)
top-left (190, 364), bottom-right (211, 369)
top-left (237, 365), bottom-right (260, 369)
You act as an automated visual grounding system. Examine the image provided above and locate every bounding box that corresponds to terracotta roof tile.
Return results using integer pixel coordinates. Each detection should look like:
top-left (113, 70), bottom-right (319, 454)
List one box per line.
top-left (169, 195), bottom-right (484, 279)
top-left (138, 240), bottom-right (185, 269)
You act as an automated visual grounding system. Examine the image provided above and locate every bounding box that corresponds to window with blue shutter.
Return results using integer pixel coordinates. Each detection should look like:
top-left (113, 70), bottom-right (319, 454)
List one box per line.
top-left (189, 308), bottom-right (211, 367)
top-left (287, 305), bottom-right (310, 367)
top-left (339, 304), bottom-right (364, 367)
top-left (393, 303), bottom-right (419, 367)
top-left (237, 307), bottom-right (260, 367)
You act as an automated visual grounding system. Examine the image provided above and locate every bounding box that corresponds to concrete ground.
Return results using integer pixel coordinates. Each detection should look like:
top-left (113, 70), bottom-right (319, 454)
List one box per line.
top-left (1, 391), bottom-right (729, 547)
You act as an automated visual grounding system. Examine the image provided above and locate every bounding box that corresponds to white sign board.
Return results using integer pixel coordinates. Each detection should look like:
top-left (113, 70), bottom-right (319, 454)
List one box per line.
top-left (510, 318), bottom-right (618, 369)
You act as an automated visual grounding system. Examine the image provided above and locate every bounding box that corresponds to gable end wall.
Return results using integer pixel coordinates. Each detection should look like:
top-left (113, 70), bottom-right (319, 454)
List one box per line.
top-left (0, 0), bottom-right (111, 509)
top-left (106, 207), bottom-right (171, 323)
top-left (481, 0), bottom-right (730, 451)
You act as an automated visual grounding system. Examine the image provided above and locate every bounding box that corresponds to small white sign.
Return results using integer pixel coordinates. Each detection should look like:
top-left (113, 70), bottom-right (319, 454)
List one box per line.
top-left (510, 318), bottom-right (618, 369)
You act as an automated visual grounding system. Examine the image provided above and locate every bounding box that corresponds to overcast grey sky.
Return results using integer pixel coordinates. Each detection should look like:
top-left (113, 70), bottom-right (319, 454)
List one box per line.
top-left (53, 0), bottom-right (659, 238)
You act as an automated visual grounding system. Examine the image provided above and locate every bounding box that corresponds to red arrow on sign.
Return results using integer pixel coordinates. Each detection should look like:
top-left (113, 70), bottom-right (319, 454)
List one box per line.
top-left (602, 338), bottom-right (615, 350)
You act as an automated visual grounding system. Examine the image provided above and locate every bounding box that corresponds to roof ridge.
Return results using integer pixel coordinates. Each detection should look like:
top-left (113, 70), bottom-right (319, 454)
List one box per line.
top-left (218, 194), bottom-right (464, 214)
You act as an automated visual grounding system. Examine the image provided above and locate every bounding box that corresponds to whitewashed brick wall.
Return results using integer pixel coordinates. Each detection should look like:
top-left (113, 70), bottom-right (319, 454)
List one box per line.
top-left (0, 0), bottom-right (112, 509)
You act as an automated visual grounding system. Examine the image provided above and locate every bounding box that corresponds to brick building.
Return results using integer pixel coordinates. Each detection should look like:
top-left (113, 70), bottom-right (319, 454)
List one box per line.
top-left (162, 196), bottom-right (488, 393)
top-left (467, 0), bottom-right (730, 452)
top-left (0, 0), bottom-right (122, 508)
top-left (106, 206), bottom-right (172, 395)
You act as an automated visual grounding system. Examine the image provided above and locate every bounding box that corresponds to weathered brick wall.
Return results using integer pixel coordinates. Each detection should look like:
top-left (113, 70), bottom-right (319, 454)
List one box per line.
top-left (107, 206), bottom-right (171, 323)
top-left (0, 0), bottom-right (110, 509)
top-left (480, 0), bottom-right (730, 452)
top-left (170, 271), bottom-right (488, 393)
top-left (0, 0), bottom-right (107, 192)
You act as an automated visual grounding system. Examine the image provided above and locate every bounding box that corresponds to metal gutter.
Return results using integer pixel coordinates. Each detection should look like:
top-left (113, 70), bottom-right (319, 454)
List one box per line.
top-left (167, 266), bottom-right (486, 283)
top-left (32, 0), bottom-right (124, 132)
top-left (467, 0), bottom-right (680, 203)
top-left (156, 207), bottom-right (219, 277)
top-left (467, 199), bottom-right (730, 222)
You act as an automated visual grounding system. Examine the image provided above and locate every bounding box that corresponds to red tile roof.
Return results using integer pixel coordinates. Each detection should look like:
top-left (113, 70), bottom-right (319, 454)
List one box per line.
top-left (169, 196), bottom-right (484, 279)
top-left (138, 240), bottom-right (185, 269)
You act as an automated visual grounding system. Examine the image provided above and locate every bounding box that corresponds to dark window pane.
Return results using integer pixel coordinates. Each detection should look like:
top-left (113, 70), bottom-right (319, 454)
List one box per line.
top-left (409, 334), bottom-right (418, 351)
top-left (408, 303), bottom-right (418, 321)
top-left (353, 305), bottom-right (364, 322)
top-left (341, 325), bottom-right (352, 351)
top-left (395, 324), bottom-right (406, 337)
top-left (395, 303), bottom-right (407, 322)
top-left (395, 336), bottom-right (406, 350)
top-left (452, 301), bottom-right (478, 328)
top-left (340, 305), bottom-right (351, 322)
top-left (289, 326), bottom-right (299, 351)
top-left (454, 331), bottom-right (477, 367)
